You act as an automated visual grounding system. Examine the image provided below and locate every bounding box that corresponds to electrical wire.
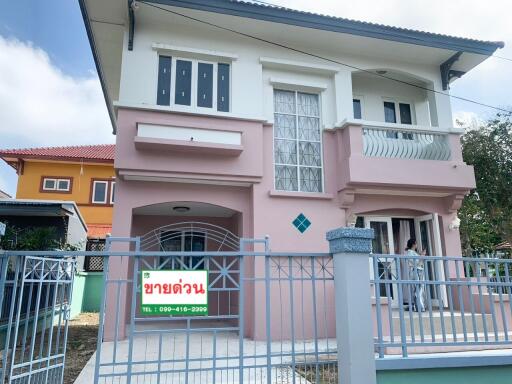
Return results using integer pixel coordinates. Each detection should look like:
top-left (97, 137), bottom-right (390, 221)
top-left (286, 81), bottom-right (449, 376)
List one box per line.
top-left (138, 0), bottom-right (512, 114)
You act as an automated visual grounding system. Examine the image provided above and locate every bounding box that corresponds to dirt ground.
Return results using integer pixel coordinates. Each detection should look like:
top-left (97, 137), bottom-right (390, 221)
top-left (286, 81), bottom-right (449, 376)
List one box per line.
top-left (64, 312), bottom-right (99, 384)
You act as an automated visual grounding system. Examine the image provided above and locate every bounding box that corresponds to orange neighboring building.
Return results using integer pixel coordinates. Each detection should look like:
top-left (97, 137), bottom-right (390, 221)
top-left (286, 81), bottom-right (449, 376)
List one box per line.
top-left (0, 144), bottom-right (115, 248)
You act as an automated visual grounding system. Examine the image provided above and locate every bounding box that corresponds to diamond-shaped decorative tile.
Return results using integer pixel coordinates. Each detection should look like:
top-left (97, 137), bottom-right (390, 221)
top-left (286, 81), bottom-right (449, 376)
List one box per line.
top-left (292, 213), bottom-right (311, 233)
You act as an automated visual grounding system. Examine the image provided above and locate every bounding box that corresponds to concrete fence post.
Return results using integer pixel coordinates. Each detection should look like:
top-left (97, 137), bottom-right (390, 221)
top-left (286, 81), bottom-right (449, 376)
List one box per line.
top-left (326, 227), bottom-right (376, 384)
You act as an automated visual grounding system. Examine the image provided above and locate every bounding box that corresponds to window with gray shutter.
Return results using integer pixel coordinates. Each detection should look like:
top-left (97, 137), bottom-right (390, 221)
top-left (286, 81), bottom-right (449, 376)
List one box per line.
top-left (197, 63), bottom-right (213, 108)
top-left (175, 60), bottom-right (192, 105)
top-left (157, 56), bottom-right (171, 106)
top-left (217, 63), bottom-right (230, 112)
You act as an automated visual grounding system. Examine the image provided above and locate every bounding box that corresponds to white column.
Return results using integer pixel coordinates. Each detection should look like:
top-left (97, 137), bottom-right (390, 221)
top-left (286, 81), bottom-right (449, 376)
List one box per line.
top-left (334, 69), bottom-right (354, 123)
top-left (326, 227), bottom-right (376, 384)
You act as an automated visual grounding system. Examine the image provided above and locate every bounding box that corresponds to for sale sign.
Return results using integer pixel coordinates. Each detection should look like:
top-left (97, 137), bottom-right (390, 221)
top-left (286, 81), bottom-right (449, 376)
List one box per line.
top-left (141, 270), bottom-right (208, 316)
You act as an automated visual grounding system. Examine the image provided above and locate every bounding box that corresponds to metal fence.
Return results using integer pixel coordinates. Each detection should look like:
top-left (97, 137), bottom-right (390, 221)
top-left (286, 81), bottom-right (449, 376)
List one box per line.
top-left (371, 253), bottom-right (512, 358)
top-left (93, 245), bottom-right (337, 383)
top-left (2, 245), bottom-right (511, 383)
top-left (0, 252), bottom-right (75, 383)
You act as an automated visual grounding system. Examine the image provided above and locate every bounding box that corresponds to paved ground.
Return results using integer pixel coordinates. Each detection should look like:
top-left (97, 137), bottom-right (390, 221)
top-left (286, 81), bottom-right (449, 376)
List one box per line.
top-left (74, 331), bottom-right (338, 384)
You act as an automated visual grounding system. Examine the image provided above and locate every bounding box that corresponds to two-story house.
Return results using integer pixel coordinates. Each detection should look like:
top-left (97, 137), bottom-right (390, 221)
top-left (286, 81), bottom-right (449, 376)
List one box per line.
top-left (0, 144), bottom-right (115, 250)
top-left (0, 144), bottom-right (115, 314)
top-left (80, 0), bottom-right (503, 338)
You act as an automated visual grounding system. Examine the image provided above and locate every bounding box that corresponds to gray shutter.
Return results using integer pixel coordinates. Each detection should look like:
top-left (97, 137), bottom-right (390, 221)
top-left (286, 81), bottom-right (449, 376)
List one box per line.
top-left (217, 63), bottom-right (230, 112)
top-left (197, 63), bottom-right (213, 108)
top-left (175, 60), bottom-right (192, 105)
top-left (156, 56), bottom-right (171, 106)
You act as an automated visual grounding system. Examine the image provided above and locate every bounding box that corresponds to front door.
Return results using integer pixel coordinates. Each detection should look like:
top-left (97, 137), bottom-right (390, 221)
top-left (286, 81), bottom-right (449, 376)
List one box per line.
top-left (414, 213), bottom-right (447, 306)
top-left (364, 217), bottom-right (399, 305)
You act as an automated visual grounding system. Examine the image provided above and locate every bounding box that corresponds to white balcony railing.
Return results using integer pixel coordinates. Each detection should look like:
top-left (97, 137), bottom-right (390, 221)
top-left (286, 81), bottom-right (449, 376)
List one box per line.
top-left (363, 126), bottom-right (451, 161)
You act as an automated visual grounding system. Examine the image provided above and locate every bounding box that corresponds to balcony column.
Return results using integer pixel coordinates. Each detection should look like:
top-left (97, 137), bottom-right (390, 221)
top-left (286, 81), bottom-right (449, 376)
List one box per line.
top-left (334, 69), bottom-right (354, 122)
top-left (429, 80), bottom-right (454, 129)
top-left (326, 227), bottom-right (376, 384)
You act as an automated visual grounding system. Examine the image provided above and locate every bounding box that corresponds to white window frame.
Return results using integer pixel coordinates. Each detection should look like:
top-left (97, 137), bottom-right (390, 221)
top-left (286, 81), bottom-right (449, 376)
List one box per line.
top-left (273, 89), bottom-right (324, 193)
top-left (42, 178), bottom-right (57, 191)
top-left (42, 177), bottom-right (70, 192)
top-left (110, 182), bottom-right (115, 204)
top-left (92, 181), bottom-right (109, 204)
top-left (161, 56), bottom-right (229, 112)
top-left (382, 98), bottom-right (416, 125)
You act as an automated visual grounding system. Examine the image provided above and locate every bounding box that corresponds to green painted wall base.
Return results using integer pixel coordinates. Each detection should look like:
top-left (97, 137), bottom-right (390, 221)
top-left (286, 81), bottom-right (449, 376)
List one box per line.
top-left (378, 365), bottom-right (512, 384)
top-left (70, 271), bottom-right (104, 318)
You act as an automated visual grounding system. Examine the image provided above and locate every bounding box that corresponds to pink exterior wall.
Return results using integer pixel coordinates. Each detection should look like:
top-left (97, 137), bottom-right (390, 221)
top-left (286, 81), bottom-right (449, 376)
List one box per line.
top-left (337, 125), bottom-right (475, 191)
top-left (115, 108), bottom-right (264, 184)
top-left (106, 108), bottom-right (476, 341)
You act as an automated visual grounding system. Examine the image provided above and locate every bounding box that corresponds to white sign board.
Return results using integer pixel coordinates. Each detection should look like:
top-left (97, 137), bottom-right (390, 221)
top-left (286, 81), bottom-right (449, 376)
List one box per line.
top-left (141, 270), bottom-right (208, 316)
top-left (0, 222), bottom-right (5, 236)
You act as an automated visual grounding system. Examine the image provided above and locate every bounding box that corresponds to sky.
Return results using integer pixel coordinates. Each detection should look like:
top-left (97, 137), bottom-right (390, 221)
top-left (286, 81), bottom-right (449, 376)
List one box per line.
top-left (0, 0), bottom-right (511, 197)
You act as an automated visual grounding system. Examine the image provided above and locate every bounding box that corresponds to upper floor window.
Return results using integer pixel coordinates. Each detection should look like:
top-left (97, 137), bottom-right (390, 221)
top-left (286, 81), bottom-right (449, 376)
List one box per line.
top-left (157, 55), bottom-right (230, 112)
top-left (383, 100), bottom-right (414, 125)
top-left (41, 177), bottom-right (72, 193)
top-left (91, 179), bottom-right (115, 205)
top-left (353, 98), bottom-right (362, 119)
top-left (273, 89), bottom-right (323, 193)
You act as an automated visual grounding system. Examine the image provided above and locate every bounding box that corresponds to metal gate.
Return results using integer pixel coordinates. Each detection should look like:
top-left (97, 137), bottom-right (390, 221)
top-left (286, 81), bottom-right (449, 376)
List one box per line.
top-left (93, 237), bottom-right (337, 383)
top-left (0, 253), bottom-right (76, 383)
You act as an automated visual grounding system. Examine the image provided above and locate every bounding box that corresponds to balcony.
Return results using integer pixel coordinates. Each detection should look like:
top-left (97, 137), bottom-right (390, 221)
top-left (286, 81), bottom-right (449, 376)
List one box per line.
top-left (115, 107), bottom-right (264, 186)
top-left (362, 124), bottom-right (451, 161)
top-left (336, 120), bottom-right (475, 195)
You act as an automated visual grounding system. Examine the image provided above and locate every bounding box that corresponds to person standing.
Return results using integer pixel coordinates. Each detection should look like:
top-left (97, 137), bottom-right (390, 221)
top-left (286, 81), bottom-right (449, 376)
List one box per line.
top-left (406, 239), bottom-right (426, 312)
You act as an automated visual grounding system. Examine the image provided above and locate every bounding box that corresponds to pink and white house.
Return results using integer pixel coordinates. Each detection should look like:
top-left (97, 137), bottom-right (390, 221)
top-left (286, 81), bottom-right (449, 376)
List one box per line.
top-left (80, 0), bottom-right (503, 338)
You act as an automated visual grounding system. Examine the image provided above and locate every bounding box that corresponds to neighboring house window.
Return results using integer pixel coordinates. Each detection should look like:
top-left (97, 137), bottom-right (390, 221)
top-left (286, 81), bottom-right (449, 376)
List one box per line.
top-left (91, 179), bottom-right (115, 205)
top-left (159, 231), bottom-right (205, 270)
top-left (273, 89), bottom-right (323, 193)
top-left (41, 177), bottom-right (72, 192)
top-left (156, 56), bottom-right (230, 112)
top-left (110, 182), bottom-right (115, 204)
top-left (353, 99), bottom-right (362, 119)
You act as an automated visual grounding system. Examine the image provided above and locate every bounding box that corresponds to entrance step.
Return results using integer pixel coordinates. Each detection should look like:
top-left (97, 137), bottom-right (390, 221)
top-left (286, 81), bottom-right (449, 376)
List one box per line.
top-left (390, 311), bottom-right (505, 337)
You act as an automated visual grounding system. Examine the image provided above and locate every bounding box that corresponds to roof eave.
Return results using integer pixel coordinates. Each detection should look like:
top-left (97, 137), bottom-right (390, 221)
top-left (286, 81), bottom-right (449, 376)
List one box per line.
top-left (0, 154), bottom-right (114, 164)
top-left (147, 0), bottom-right (504, 56)
top-left (78, 0), bottom-right (118, 134)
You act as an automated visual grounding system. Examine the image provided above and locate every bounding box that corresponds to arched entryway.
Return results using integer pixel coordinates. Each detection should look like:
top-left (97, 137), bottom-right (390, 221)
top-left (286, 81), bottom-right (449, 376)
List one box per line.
top-left (132, 201), bottom-right (244, 252)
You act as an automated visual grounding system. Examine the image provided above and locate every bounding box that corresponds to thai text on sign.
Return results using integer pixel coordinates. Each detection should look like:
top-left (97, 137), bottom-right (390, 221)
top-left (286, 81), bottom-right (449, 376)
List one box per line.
top-left (141, 270), bottom-right (208, 316)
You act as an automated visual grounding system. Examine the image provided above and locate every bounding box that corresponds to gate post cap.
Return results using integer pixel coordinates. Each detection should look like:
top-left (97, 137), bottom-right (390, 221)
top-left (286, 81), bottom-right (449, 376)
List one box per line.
top-left (326, 227), bottom-right (374, 254)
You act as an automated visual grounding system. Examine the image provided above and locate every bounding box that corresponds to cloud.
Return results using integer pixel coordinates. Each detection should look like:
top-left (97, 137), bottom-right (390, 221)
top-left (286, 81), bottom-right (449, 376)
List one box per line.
top-left (0, 36), bottom-right (114, 148)
top-left (453, 111), bottom-right (483, 130)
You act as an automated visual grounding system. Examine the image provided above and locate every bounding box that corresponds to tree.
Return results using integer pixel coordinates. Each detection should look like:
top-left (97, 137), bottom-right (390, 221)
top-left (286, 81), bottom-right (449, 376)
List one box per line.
top-left (0, 224), bottom-right (80, 251)
top-left (459, 112), bottom-right (512, 255)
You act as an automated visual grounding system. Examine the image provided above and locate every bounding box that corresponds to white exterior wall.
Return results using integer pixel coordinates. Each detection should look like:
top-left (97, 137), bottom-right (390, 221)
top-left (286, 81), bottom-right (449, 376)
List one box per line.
top-left (65, 209), bottom-right (87, 250)
top-left (117, 16), bottom-right (454, 130)
top-left (352, 75), bottom-right (431, 126)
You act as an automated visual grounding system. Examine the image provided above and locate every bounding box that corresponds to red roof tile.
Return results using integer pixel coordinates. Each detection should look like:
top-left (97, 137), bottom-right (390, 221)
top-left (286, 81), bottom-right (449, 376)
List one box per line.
top-left (0, 144), bottom-right (115, 162)
top-left (88, 224), bottom-right (112, 239)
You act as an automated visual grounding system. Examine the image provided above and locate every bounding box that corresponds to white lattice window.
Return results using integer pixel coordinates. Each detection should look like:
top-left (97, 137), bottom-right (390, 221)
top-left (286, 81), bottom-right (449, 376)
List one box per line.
top-left (273, 89), bottom-right (323, 192)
